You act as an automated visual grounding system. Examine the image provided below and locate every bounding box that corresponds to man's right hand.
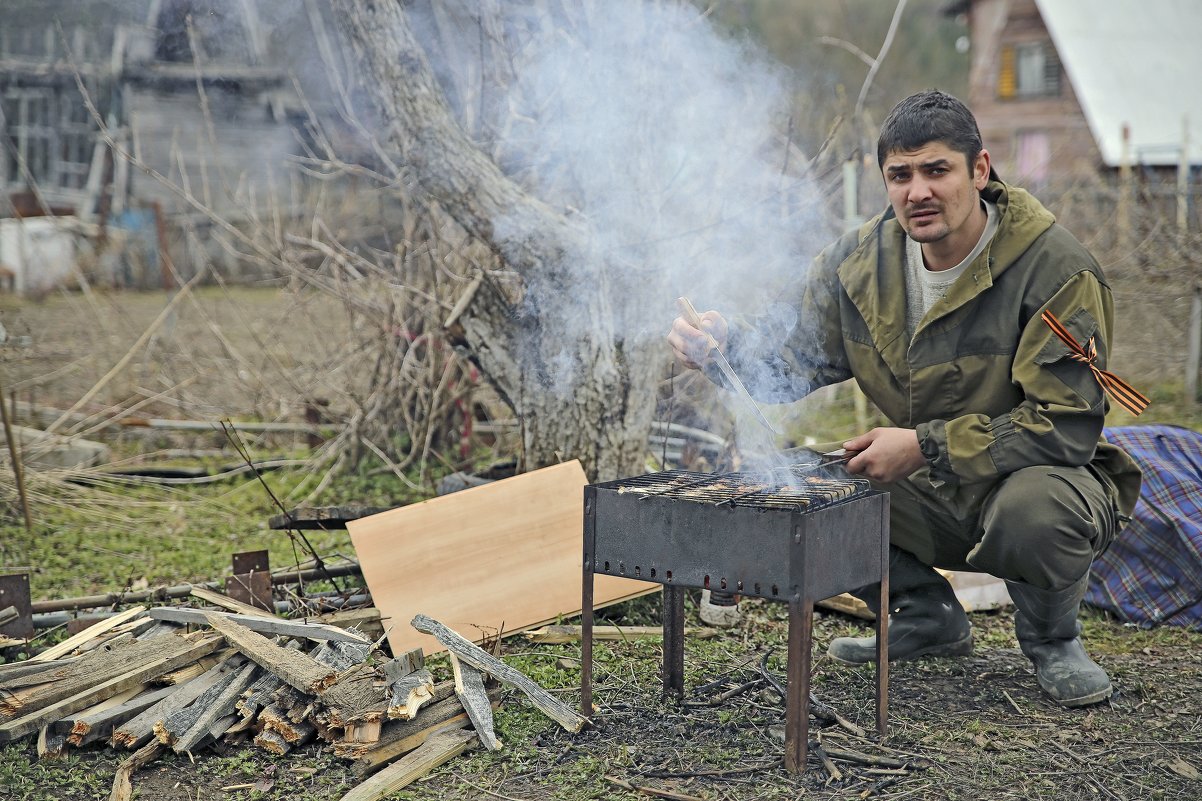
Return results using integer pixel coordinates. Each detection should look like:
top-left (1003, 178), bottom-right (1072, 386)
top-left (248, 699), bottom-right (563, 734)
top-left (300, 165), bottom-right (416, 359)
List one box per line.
top-left (667, 310), bottom-right (728, 370)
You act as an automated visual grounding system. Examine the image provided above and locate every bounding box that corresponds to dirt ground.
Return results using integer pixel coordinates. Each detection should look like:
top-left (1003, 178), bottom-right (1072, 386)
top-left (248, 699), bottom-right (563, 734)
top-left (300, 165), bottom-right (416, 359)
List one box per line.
top-left (3, 599), bottom-right (1200, 801)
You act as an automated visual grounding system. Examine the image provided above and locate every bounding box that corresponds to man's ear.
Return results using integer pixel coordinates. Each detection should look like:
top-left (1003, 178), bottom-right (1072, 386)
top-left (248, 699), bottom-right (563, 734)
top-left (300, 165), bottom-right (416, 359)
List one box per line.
top-left (974, 149), bottom-right (992, 190)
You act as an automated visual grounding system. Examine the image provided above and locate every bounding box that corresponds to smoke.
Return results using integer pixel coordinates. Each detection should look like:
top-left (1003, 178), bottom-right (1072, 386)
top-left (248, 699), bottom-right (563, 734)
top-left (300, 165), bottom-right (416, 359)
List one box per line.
top-left (412, 2), bottom-right (833, 428)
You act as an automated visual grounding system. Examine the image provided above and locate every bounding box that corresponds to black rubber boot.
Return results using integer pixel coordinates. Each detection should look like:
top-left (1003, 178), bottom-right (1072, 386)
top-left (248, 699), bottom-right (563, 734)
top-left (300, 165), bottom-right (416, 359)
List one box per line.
top-left (827, 547), bottom-right (973, 664)
top-left (1006, 576), bottom-right (1112, 707)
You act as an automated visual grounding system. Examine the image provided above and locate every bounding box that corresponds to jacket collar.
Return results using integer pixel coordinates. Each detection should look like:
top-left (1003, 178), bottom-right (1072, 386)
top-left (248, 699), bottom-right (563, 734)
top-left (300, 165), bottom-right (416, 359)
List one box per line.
top-left (836, 179), bottom-right (1056, 376)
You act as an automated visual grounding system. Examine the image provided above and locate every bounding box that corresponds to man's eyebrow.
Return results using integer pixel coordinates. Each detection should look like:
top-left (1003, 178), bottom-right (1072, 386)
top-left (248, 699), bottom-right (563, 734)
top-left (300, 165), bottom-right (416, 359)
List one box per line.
top-left (886, 158), bottom-right (951, 175)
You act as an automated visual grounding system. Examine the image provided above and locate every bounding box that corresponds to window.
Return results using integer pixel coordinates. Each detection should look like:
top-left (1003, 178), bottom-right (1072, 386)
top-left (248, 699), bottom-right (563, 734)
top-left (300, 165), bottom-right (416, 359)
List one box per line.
top-left (1, 86), bottom-right (96, 193)
top-left (998, 41), bottom-right (1061, 99)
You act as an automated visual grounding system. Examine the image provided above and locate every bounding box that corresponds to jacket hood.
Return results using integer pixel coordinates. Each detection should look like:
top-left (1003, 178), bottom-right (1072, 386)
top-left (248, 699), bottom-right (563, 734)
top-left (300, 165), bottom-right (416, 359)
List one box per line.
top-left (978, 179), bottom-right (1056, 276)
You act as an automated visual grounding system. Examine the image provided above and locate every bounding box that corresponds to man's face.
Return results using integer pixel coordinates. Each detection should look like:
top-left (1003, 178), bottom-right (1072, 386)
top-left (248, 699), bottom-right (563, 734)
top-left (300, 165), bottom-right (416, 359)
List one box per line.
top-left (882, 141), bottom-right (990, 248)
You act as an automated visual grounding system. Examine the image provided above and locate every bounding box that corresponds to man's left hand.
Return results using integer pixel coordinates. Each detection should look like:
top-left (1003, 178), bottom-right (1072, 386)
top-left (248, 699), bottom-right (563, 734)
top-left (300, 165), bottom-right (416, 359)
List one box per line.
top-left (842, 427), bottom-right (926, 483)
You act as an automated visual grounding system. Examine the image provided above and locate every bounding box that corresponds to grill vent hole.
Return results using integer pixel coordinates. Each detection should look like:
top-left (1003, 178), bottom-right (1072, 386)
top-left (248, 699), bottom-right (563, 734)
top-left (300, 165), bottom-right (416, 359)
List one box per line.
top-left (619, 562), bottom-right (625, 575)
top-left (650, 568), bottom-right (657, 578)
top-left (666, 570), bottom-right (673, 581)
top-left (736, 581), bottom-right (744, 591)
top-left (771, 584), bottom-right (780, 596)
top-left (703, 574), bottom-right (711, 589)
top-left (719, 578), bottom-right (728, 590)
top-left (635, 566), bottom-right (641, 577)
top-left (604, 561), bottom-right (610, 572)
top-left (754, 583), bottom-right (762, 594)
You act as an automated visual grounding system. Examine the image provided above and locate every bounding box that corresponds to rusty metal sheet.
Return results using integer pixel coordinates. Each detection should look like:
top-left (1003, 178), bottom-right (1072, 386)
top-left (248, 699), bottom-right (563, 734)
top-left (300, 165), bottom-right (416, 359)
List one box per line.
top-left (0, 572), bottom-right (34, 640)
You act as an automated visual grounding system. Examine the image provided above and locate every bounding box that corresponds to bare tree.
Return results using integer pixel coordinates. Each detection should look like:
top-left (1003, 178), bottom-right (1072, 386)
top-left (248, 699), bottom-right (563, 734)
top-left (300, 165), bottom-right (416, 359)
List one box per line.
top-left (329, 0), bottom-right (667, 481)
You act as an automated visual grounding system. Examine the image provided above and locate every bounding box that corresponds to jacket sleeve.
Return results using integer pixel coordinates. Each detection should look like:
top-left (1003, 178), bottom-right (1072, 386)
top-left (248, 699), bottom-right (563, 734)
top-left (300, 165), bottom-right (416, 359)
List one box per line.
top-left (706, 231), bottom-right (858, 403)
top-left (915, 269), bottom-right (1115, 486)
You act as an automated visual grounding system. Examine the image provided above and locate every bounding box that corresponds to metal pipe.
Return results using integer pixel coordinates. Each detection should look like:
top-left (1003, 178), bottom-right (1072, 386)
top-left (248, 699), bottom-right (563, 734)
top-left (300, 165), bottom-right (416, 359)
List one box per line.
top-left (29, 562), bottom-right (363, 613)
top-left (31, 593), bottom-right (372, 629)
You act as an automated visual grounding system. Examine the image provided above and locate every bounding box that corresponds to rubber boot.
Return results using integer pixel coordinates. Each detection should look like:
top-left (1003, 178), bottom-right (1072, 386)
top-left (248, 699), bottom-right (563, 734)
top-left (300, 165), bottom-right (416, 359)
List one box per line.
top-left (1006, 576), bottom-right (1112, 707)
top-left (828, 547), bottom-right (973, 664)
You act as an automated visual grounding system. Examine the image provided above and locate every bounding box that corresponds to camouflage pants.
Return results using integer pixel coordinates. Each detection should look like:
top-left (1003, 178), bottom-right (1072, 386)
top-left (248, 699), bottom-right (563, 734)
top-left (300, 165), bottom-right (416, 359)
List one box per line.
top-left (881, 464), bottom-right (1121, 592)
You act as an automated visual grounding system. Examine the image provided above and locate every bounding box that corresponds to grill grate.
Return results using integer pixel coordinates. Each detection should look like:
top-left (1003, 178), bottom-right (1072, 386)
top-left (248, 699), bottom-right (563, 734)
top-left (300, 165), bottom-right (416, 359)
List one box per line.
top-left (613, 468), bottom-right (872, 512)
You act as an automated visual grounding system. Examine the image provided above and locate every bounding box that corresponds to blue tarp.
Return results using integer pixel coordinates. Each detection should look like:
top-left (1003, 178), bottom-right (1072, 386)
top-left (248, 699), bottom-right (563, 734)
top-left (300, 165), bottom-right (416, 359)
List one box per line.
top-left (1087, 425), bottom-right (1202, 628)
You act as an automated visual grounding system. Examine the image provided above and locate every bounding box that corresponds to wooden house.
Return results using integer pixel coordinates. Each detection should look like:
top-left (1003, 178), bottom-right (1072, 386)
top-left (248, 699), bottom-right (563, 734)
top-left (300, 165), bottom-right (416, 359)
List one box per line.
top-left (0, 0), bottom-right (347, 290)
top-left (946, 0), bottom-right (1201, 191)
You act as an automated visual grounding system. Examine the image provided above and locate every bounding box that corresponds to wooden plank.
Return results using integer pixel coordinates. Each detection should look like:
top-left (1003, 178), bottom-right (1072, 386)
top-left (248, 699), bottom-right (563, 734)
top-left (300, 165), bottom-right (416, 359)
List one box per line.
top-left (204, 614), bottom-right (337, 695)
top-left (412, 614), bottom-right (586, 733)
top-left (54, 684), bottom-right (145, 736)
top-left (148, 607), bottom-right (369, 643)
top-left (524, 625), bottom-right (721, 643)
top-left (450, 655), bottom-right (499, 751)
top-left (338, 727), bottom-right (478, 801)
top-left (29, 606), bottom-right (146, 663)
top-left (346, 461), bottom-right (655, 657)
top-left (66, 685), bottom-right (177, 746)
top-left (0, 635), bottom-right (222, 743)
top-left (190, 586), bottom-right (277, 619)
top-left (4, 634), bottom-right (212, 721)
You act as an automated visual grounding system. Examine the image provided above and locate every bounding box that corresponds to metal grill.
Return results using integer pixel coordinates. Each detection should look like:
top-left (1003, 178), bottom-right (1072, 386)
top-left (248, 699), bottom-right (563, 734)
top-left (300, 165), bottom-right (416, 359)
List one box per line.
top-left (581, 467), bottom-right (890, 775)
top-left (614, 469), bottom-right (873, 512)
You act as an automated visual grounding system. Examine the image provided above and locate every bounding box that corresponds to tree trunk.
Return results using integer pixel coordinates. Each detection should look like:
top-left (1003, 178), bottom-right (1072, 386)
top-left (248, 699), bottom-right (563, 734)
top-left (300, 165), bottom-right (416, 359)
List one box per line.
top-left (331, 0), bottom-right (662, 481)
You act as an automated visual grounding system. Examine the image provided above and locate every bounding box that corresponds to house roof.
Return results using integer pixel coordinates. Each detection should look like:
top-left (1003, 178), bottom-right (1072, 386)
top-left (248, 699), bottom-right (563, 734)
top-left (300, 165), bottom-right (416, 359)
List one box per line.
top-left (1036, 0), bottom-right (1202, 167)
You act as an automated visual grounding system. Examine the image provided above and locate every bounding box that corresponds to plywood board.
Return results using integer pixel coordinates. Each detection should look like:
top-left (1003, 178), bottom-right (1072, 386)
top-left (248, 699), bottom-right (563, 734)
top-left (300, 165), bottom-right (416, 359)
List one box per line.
top-left (347, 461), bottom-right (655, 656)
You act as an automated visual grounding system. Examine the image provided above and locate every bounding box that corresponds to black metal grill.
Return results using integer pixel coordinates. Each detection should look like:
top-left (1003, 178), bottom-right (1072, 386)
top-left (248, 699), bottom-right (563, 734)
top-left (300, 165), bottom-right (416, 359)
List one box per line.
top-left (581, 467), bottom-right (890, 775)
top-left (614, 469), bottom-right (873, 512)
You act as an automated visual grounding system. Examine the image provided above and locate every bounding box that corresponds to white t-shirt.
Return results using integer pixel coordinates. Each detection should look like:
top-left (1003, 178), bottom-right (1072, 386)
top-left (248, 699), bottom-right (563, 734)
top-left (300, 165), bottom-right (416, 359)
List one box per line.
top-left (904, 200), bottom-right (1000, 339)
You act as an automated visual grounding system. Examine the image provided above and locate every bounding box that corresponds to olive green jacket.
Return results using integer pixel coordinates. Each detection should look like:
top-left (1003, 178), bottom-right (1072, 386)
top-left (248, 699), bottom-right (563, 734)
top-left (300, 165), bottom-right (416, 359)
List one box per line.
top-left (726, 179), bottom-right (1141, 516)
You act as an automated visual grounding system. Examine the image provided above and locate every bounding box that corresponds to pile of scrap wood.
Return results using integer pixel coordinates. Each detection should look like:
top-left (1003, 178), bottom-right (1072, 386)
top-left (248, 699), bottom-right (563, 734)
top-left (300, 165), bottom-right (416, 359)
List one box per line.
top-left (0, 596), bottom-right (588, 800)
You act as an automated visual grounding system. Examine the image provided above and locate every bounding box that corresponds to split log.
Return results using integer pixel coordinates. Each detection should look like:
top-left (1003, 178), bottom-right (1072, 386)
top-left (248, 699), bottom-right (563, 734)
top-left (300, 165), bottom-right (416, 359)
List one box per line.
top-left (66, 685), bottom-right (177, 746)
top-left (338, 727), bottom-right (478, 801)
top-left (411, 614), bottom-right (586, 732)
top-left (253, 728), bottom-right (293, 756)
top-left (204, 614), bottom-right (337, 694)
top-left (525, 624), bottom-right (720, 643)
top-left (343, 718), bottom-right (383, 746)
top-left (450, 655), bottom-right (499, 751)
top-left (0, 634), bottom-right (222, 744)
top-left (150, 607), bottom-right (369, 644)
top-left (151, 658), bottom-right (250, 748)
top-left (317, 663), bottom-right (388, 729)
top-left (111, 654), bottom-right (240, 749)
top-left (386, 668), bottom-right (435, 720)
top-left (341, 687), bottom-right (496, 775)
top-left (110, 740), bottom-right (163, 801)
top-left (259, 703), bottom-right (317, 745)
top-left (168, 661), bottom-right (260, 754)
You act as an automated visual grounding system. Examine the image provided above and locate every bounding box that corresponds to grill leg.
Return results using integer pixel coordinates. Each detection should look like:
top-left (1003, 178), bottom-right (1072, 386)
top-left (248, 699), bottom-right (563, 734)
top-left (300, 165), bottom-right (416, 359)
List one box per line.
top-left (581, 565), bottom-right (595, 718)
top-left (662, 585), bottom-right (685, 698)
top-left (876, 501), bottom-right (890, 736)
top-left (784, 595), bottom-right (814, 774)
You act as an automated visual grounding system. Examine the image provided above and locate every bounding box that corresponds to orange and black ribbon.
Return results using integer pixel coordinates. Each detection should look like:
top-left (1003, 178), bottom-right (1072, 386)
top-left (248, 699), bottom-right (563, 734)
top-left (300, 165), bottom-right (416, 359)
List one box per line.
top-left (1041, 311), bottom-right (1149, 416)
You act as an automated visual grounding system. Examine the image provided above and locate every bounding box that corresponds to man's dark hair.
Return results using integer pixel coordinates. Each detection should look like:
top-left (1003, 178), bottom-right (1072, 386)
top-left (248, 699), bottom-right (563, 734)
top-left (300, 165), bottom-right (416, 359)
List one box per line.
top-left (876, 90), bottom-right (984, 171)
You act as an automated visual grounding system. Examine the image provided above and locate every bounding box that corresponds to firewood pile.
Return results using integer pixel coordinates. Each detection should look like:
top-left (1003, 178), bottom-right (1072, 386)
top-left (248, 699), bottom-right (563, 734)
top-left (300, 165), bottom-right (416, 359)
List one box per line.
top-left (0, 596), bottom-right (587, 801)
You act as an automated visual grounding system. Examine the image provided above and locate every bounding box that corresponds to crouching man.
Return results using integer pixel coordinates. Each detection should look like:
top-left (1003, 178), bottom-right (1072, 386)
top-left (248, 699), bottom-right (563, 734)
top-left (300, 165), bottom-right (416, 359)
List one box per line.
top-left (668, 90), bottom-right (1144, 707)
